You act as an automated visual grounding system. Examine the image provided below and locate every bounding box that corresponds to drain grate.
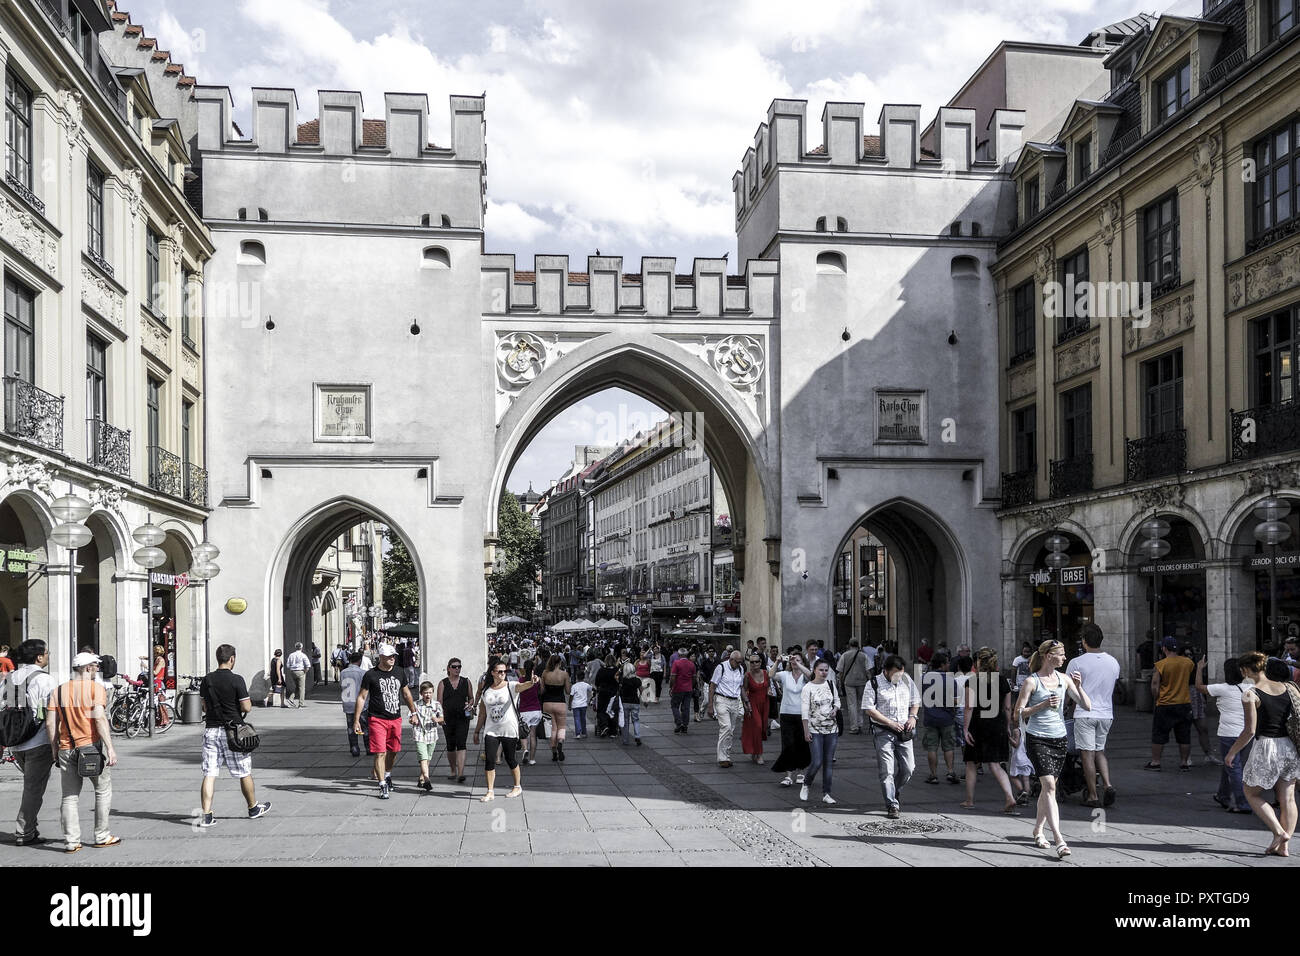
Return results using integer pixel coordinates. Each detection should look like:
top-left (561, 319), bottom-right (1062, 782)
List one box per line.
top-left (853, 817), bottom-right (966, 836)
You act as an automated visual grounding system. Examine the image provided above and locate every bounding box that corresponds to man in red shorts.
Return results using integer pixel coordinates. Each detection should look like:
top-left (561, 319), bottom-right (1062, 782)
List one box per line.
top-left (353, 643), bottom-right (418, 799)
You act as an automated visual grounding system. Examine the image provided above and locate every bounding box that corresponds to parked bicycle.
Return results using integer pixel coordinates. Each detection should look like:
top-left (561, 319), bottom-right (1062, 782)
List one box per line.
top-left (109, 682), bottom-right (175, 737)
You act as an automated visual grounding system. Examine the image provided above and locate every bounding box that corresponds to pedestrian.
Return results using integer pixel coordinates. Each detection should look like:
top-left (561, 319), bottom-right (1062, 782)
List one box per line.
top-left (412, 681), bottom-right (444, 792)
top-left (916, 637), bottom-right (933, 667)
top-left (708, 649), bottom-right (746, 768)
top-left (649, 643), bottom-right (666, 703)
top-left (285, 643), bottom-right (311, 707)
top-left (197, 644), bottom-right (271, 828)
top-left (473, 657), bottom-right (541, 801)
top-left (44, 652), bottom-right (119, 853)
top-left (1187, 646), bottom-right (1218, 765)
top-left (1069, 622), bottom-right (1120, 807)
top-left (669, 646), bottom-right (696, 734)
top-left (331, 644), bottom-right (346, 684)
top-left (340, 651), bottom-right (368, 757)
top-left (952, 654), bottom-right (973, 752)
top-left (1197, 655), bottom-right (1253, 814)
top-left (1011, 641), bottom-right (1033, 691)
top-left (837, 640), bottom-right (869, 734)
top-left (594, 655), bottom-right (619, 738)
top-left (959, 647), bottom-right (1018, 813)
top-left (862, 654), bottom-right (920, 818)
top-left (0, 643), bottom-right (13, 674)
top-left (539, 655), bottom-right (570, 761)
top-left (1013, 640), bottom-right (1091, 858)
top-left (920, 652), bottom-right (959, 786)
top-left (800, 658), bottom-right (841, 804)
top-left (437, 658), bottom-right (473, 783)
top-left (518, 660), bottom-right (544, 763)
top-left (741, 651), bottom-right (770, 764)
top-left (310, 644), bottom-right (322, 684)
top-left (772, 649), bottom-right (811, 787)
top-left (1147, 636), bottom-right (1195, 771)
top-left (570, 674), bottom-right (592, 739)
top-left (352, 643), bottom-right (418, 799)
top-left (2, 639), bottom-right (56, 845)
top-left (1224, 651), bottom-right (1299, 856)
top-left (617, 662), bottom-right (643, 746)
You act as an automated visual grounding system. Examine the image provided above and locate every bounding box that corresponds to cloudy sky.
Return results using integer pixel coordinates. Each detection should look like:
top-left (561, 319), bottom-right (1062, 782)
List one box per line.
top-left (121, 0), bottom-right (1198, 490)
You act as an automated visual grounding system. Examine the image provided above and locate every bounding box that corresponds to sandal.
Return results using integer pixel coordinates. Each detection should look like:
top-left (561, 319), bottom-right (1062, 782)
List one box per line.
top-left (959, 801), bottom-right (976, 809)
top-left (926, 775), bottom-right (939, 785)
top-left (1142, 762), bottom-right (1161, 771)
top-left (92, 836), bottom-right (122, 848)
top-left (506, 786), bottom-right (523, 798)
top-left (480, 791), bottom-right (495, 802)
top-left (65, 844), bottom-right (82, 854)
top-left (1056, 843), bottom-right (1071, 858)
top-left (1003, 802), bottom-right (1021, 815)
top-left (1032, 832), bottom-right (1050, 849)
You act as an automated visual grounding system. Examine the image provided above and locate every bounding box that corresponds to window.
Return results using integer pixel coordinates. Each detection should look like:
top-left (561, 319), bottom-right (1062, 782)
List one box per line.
top-left (1269, 0), bottom-right (1297, 41)
top-left (5, 69), bottom-right (33, 189)
top-left (1058, 246), bottom-right (1090, 340)
top-left (87, 162), bottom-right (105, 260)
top-left (1252, 309), bottom-right (1298, 407)
top-left (1143, 194), bottom-right (1180, 285)
top-left (146, 376), bottom-right (161, 450)
top-left (1142, 349), bottom-right (1184, 436)
top-left (1155, 60), bottom-right (1191, 122)
top-left (181, 401), bottom-right (193, 472)
top-left (3, 277), bottom-right (35, 383)
top-left (1025, 176), bottom-right (1040, 217)
top-left (1252, 117), bottom-right (1300, 245)
top-left (1061, 385), bottom-right (1092, 459)
top-left (182, 272), bottom-right (196, 345)
top-left (1011, 280), bottom-right (1035, 362)
top-left (146, 228), bottom-right (163, 316)
top-left (1012, 405), bottom-right (1036, 473)
top-left (1076, 136), bottom-right (1092, 182)
top-left (86, 335), bottom-right (107, 424)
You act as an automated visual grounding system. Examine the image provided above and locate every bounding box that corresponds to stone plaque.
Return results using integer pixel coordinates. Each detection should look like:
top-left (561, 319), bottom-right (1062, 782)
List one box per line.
top-left (875, 391), bottom-right (925, 443)
top-left (315, 384), bottom-right (372, 441)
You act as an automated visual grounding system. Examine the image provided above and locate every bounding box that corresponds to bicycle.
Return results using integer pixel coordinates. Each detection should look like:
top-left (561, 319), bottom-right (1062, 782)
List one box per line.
top-left (110, 683), bottom-right (175, 737)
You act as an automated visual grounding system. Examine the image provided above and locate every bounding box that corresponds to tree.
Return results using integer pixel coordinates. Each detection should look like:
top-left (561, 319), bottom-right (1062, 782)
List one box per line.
top-left (490, 493), bottom-right (543, 618)
top-left (381, 532), bottom-right (420, 622)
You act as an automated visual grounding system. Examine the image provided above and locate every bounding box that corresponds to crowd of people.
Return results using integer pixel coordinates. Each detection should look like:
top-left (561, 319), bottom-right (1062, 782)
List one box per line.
top-left (2, 625), bottom-right (1297, 858)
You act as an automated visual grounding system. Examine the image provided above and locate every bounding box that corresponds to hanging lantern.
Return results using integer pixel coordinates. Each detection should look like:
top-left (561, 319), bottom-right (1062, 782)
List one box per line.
top-left (132, 522), bottom-right (167, 547)
top-left (191, 542), bottom-right (221, 564)
top-left (133, 546), bottom-right (167, 570)
top-left (1044, 532), bottom-right (1070, 553)
top-left (49, 522), bottom-right (93, 550)
top-left (1254, 520), bottom-right (1292, 547)
top-left (1253, 497), bottom-right (1292, 525)
top-left (1139, 518), bottom-right (1171, 540)
top-left (51, 494), bottom-right (92, 524)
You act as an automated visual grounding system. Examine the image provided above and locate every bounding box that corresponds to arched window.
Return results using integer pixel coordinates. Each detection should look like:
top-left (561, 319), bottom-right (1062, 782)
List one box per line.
top-left (950, 255), bottom-right (979, 279)
top-left (421, 246), bottom-right (451, 268)
top-left (836, 216), bottom-right (848, 232)
top-left (815, 216), bottom-right (827, 232)
top-left (971, 222), bottom-right (982, 237)
top-left (816, 251), bottom-right (847, 274)
top-left (239, 240), bottom-right (265, 265)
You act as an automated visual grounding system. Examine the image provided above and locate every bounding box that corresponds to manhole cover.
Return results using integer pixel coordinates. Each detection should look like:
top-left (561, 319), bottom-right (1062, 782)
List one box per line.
top-left (853, 818), bottom-right (962, 836)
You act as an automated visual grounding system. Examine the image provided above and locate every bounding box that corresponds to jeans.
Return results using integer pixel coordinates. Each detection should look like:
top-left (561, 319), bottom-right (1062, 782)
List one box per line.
top-left (670, 691), bottom-right (693, 729)
top-left (572, 706), bottom-right (587, 737)
top-left (58, 749), bottom-right (112, 849)
top-left (844, 685), bottom-right (865, 731)
top-left (345, 705), bottom-right (369, 753)
top-left (714, 696), bottom-right (743, 762)
top-left (289, 670), bottom-right (307, 706)
top-left (806, 732), bottom-right (839, 796)
top-left (12, 745), bottom-right (54, 839)
top-left (871, 727), bottom-right (915, 810)
top-left (1218, 735), bottom-right (1251, 810)
top-left (621, 703), bottom-right (642, 744)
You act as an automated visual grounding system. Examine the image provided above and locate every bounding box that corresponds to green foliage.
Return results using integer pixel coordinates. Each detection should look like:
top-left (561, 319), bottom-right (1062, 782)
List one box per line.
top-left (490, 493), bottom-right (543, 617)
top-left (381, 532), bottom-right (420, 621)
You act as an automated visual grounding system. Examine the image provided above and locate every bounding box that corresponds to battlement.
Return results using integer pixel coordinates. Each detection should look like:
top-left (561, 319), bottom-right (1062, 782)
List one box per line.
top-left (193, 87), bottom-right (486, 164)
top-left (481, 255), bottom-right (777, 317)
top-left (733, 98), bottom-right (1024, 223)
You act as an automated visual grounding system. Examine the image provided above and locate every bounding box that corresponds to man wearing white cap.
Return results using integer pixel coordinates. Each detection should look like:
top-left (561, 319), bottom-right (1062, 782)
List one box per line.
top-left (353, 643), bottom-right (419, 798)
top-left (45, 652), bottom-right (118, 852)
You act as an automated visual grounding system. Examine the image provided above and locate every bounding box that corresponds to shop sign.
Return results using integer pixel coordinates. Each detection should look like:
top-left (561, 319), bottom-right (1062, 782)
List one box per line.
top-left (1136, 561), bottom-right (1206, 574)
top-left (1059, 567), bottom-right (1087, 585)
top-left (1028, 569), bottom-right (1051, 586)
top-left (1244, 551), bottom-right (1300, 570)
top-left (150, 571), bottom-right (189, 589)
top-left (836, 602), bottom-right (849, 615)
top-left (3, 546), bottom-right (39, 573)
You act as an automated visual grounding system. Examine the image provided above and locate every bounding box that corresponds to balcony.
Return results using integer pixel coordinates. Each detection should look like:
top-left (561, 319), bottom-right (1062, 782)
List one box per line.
top-left (5, 171), bottom-right (45, 216)
top-left (1049, 453), bottom-right (1093, 499)
top-left (1000, 469), bottom-right (1037, 508)
top-left (1149, 272), bottom-right (1181, 302)
top-left (34, 0), bottom-right (70, 37)
top-left (85, 246), bottom-right (113, 279)
top-left (1232, 402), bottom-right (1300, 461)
top-left (87, 418), bottom-right (130, 477)
top-left (184, 463), bottom-right (208, 507)
top-left (4, 377), bottom-right (63, 452)
top-left (1126, 429), bottom-right (1187, 483)
top-left (1056, 318), bottom-right (1091, 346)
top-left (1246, 217), bottom-right (1300, 255)
top-left (148, 446), bottom-right (183, 498)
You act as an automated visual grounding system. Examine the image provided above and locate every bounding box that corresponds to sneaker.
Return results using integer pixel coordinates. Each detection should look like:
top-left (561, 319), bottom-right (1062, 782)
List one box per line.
top-left (1204, 754), bottom-right (1221, 765)
top-left (198, 813), bottom-right (217, 828)
top-left (886, 806), bottom-right (900, 819)
top-left (795, 774), bottom-right (805, 785)
top-left (422, 779), bottom-right (433, 792)
top-left (635, 739), bottom-right (642, 747)
top-left (379, 784), bottom-right (390, 800)
top-left (1103, 786), bottom-right (1116, 807)
top-left (780, 775), bottom-right (793, 787)
top-left (247, 802), bottom-right (272, 819)
top-left (799, 784), bottom-right (809, 801)
top-left (822, 794), bottom-right (837, 805)
top-left (14, 831), bottom-right (45, 846)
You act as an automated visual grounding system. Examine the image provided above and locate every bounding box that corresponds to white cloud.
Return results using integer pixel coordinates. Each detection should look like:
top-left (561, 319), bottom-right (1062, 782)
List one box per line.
top-left (486, 200), bottom-right (550, 243)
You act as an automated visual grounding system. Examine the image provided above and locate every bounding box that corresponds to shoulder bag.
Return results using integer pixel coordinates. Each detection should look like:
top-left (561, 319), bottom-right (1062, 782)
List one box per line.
top-left (53, 684), bottom-right (108, 776)
top-left (226, 716), bottom-right (261, 753)
top-left (1284, 682), bottom-right (1300, 754)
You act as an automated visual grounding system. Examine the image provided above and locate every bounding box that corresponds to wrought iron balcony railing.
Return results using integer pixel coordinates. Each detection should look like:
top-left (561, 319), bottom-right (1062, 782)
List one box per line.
top-left (5, 171), bottom-right (45, 215)
top-left (1000, 469), bottom-right (1037, 508)
top-left (4, 377), bottom-right (63, 452)
top-left (1126, 428), bottom-right (1187, 483)
top-left (1231, 402), bottom-right (1300, 460)
top-left (148, 445), bottom-right (183, 498)
top-left (87, 418), bottom-right (130, 477)
top-left (1149, 272), bottom-right (1181, 301)
top-left (1049, 453), bottom-right (1093, 499)
top-left (1246, 217), bottom-right (1300, 255)
top-left (85, 246), bottom-right (113, 278)
top-left (184, 463), bottom-right (208, 507)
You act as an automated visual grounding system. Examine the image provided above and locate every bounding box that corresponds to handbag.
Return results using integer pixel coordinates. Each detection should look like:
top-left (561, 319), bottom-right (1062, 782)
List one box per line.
top-left (225, 718), bottom-right (261, 753)
top-left (75, 743), bottom-right (105, 778)
top-left (1284, 682), bottom-right (1300, 753)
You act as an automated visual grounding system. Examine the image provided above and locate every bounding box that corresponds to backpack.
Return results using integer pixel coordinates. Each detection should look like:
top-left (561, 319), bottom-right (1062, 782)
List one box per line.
top-left (0, 672), bottom-right (42, 747)
top-left (98, 655), bottom-right (118, 680)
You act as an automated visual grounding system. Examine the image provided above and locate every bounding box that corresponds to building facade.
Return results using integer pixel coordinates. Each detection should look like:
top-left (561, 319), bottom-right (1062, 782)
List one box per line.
top-left (994, 0), bottom-right (1300, 684)
top-left (0, 0), bottom-right (212, 680)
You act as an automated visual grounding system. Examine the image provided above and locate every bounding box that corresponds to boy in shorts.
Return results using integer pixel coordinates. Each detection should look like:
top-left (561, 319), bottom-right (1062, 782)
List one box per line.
top-left (412, 681), bottom-right (444, 792)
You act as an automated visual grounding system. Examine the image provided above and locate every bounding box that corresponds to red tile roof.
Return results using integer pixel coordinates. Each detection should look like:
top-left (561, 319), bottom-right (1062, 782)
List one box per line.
top-left (295, 117), bottom-right (437, 148)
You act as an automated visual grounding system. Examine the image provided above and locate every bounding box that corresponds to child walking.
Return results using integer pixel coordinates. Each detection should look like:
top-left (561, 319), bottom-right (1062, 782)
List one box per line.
top-left (570, 677), bottom-right (592, 738)
top-left (412, 681), bottom-right (445, 792)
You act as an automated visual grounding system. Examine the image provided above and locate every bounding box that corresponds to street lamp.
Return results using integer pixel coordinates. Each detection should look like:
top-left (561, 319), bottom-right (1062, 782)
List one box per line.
top-left (1137, 516), bottom-right (1172, 643)
top-left (1254, 496), bottom-right (1292, 652)
top-left (1044, 530), bottom-right (1071, 641)
top-left (132, 520), bottom-right (168, 736)
top-left (49, 491), bottom-right (92, 665)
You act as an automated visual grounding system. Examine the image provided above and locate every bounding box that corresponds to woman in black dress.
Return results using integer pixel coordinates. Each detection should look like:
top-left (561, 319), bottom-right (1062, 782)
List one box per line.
top-left (960, 647), bottom-right (1019, 813)
top-left (594, 656), bottom-right (619, 738)
top-left (437, 658), bottom-right (473, 783)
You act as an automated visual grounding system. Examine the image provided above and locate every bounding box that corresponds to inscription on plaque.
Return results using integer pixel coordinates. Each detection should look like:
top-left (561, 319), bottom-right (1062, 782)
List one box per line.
top-left (875, 391), bottom-right (925, 443)
top-left (315, 384), bottom-right (371, 441)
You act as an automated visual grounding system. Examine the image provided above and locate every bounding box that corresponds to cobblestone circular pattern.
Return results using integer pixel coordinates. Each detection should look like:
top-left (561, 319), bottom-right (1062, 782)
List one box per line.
top-left (853, 817), bottom-right (966, 836)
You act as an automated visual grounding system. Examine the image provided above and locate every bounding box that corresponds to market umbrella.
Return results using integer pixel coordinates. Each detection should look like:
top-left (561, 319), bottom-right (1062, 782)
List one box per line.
top-left (601, 619), bottom-right (628, 630)
top-left (383, 623), bottom-right (420, 637)
top-left (494, 614), bottom-right (527, 625)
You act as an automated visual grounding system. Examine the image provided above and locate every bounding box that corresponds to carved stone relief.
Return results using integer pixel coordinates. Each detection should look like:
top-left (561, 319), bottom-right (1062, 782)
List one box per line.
top-left (82, 264), bottom-right (125, 330)
top-left (1125, 293), bottom-right (1195, 353)
top-left (1227, 236), bottom-right (1300, 312)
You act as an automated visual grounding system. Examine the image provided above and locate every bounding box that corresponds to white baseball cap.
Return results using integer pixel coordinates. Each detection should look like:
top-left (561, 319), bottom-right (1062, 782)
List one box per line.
top-left (377, 643), bottom-right (397, 657)
top-left (72, 651), bottom-right (101, 668)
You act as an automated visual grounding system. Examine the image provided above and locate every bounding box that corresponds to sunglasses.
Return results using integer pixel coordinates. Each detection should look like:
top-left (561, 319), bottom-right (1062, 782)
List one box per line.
top-left (449, 664), bottom-right (462, 668)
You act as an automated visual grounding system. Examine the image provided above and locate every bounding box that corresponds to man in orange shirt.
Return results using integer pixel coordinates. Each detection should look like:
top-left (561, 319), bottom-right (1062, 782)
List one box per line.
top-left (1146, 637), bottom-right (1195, 772)
top-left (44, 652), bottom-right (119, 853)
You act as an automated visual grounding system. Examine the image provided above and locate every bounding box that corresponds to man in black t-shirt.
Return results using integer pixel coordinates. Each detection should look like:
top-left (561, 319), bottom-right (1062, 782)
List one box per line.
top-left (198, 644), bottom-right (270, 828)
top-left (354, 644), bottom-right (418, 799)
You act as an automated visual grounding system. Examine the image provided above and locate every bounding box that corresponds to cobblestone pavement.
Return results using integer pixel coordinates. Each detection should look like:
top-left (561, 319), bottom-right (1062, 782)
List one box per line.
top-left (1, 684), bottom-right (1295, 867)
